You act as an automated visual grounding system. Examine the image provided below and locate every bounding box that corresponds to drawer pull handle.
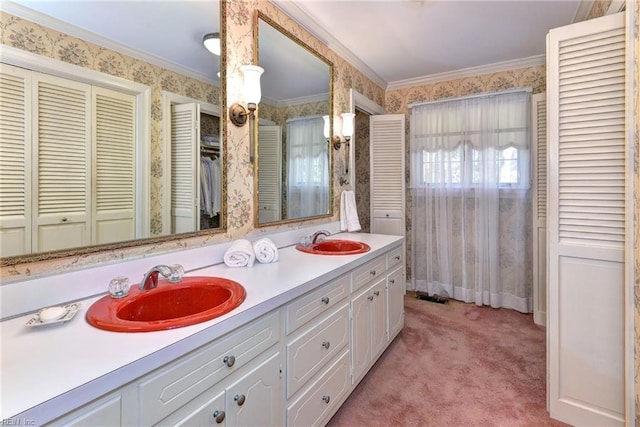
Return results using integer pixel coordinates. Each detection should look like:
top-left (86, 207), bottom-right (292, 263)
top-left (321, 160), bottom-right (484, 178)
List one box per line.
top-left (321, 296), bottom-right (330, 305)
top-left (390, 279), bottom-right (395, 284)
top-left (321, 340), bottom-right (330, 349)
top-left (212, 410), bottom-right (225, 424)
top-left (223, 355), bottom-right (236, 367)
top-left (234, 394), bottom-right (246, 406)
top-left (369, 270), bottom-right (376, 276)
top-left (322, 395), bottom-right (331, 404)
top-left (394, 255), bottom-right (401, 260)
top-left (368, 295), bottom-right (374, 301)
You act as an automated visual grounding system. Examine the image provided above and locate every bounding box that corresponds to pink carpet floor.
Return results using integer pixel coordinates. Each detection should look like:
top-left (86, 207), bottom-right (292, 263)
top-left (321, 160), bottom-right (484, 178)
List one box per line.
top-left (327, 294), bottom-right (568, 427)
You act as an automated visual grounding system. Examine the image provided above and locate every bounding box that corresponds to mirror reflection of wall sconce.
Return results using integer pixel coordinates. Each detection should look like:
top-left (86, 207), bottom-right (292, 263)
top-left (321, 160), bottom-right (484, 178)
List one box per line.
top-left (203, 33), bottom-right (221, 56)
top-left (229, 65), bottom-right (264, 163)
top-left (324, 113), bottom-right (355, 185)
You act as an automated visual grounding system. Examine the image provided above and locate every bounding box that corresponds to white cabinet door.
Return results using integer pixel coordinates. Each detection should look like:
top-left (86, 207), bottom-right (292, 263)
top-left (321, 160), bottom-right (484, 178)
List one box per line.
top-left (531, 93), bottom-right (547, 327)
top-left (370, 279), bottom-right (387, 359)
top-left (370, 114), bottom-right (405, 236)
top-left (387, 266), bottom-right (405, 339)
top-left (171, 103), bottom-right (199, 234)
top-left (32, 73), bottom-right (91, 253)
top-left (547, 12), bottom-right (625, 426)
top-left (225, 351), bottom-right (282, 427)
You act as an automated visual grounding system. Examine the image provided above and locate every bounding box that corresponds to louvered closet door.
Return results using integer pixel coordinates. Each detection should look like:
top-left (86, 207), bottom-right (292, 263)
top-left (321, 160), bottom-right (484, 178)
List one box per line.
top-left (531, 93), bottom-right (547, 327)
top-left (547, 12), bottom-right (625, 426)
top-left (257, 125), bottom-right (282, 223)
top-left (32, 73), bottom-right (91, 252)
top-left (92, 87), bottom-right (136, 244)
top-left (370, 114), bottom-right (405, 236)
top-left (171, 103), bottom-right (199, 234)
top-left (0, 64), bottom-right (32, 256)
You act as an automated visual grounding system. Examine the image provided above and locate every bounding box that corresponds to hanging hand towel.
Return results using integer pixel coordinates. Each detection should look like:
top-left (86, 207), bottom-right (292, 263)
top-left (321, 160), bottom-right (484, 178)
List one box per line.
top-left (340, 190), bottom-right (362, 232)
top-left (253, 237), bottom-right (279, 264)
top-left (223, 239), bottom-right (256, 267)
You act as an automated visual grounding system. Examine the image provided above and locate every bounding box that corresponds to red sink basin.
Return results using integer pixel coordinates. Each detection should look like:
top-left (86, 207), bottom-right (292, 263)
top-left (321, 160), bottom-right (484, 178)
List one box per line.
top-left (86, 277), bottom-right (246, 332)
top-left (296, 239), bottom-right (371, 255)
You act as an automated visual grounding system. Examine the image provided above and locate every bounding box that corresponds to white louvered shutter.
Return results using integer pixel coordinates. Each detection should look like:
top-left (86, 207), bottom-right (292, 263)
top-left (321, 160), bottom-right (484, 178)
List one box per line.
top-left (0, 64), bottom-right (32, 256)
top-left (370, 114), bottom-right (405, 236)
top-left (171, 103), bottom-right (199, 234)
top-left (32, 73), bottom-right (91, 252)
top-left (547, 12), bottom-right (625, 426)
top-left (257, 125), bottom-right (282, 223)
top-left (92, 87), bottom-right (136, 244)
top-left (531, 93), bottom-right (547, 327)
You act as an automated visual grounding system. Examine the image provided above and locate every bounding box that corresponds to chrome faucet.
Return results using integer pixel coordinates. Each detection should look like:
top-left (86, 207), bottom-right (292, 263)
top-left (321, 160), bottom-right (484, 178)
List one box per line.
top-left (139, 265), bottom-right (173, 291)
top-left (310, 230), bottom-right (331, 244)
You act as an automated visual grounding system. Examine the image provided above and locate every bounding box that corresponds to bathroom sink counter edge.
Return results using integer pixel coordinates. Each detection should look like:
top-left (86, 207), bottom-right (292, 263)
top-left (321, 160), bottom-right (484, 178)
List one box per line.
top-left (0, 232), bottom-right (403, 423)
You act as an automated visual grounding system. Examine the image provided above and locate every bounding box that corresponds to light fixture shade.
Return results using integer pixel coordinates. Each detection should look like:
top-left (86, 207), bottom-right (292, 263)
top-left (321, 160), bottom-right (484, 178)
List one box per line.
top-left (323, 115), bottom-right (330, 139)
top-left (240, 65), bottom-right (264, 106)
top-left (203, 33), bottom-right (221, 56)
top-left (341, 113), bottom-right (355, 139)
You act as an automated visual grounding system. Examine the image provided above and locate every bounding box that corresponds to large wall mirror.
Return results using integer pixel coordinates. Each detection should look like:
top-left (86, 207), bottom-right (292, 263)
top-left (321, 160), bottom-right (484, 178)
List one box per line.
top-left (0, 0), bottom-right (225, 266)
top-left (254, 11), bottom-right (333, 226)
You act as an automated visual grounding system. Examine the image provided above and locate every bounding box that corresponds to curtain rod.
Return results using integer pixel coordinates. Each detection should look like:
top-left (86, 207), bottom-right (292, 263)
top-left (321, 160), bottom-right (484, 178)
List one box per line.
top-left (408, 87), bottom-right (533, 109)
top-left (286, 114), bottom-right (324, 123)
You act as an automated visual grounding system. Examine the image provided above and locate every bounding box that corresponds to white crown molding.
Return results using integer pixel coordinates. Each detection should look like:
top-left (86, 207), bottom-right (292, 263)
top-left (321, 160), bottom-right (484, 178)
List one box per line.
top-left (262, 92), bottom-right (328, 108)
top-left (573, 0), bottom-right (595, 22)
top-left (386, 55), bottom-right (545, 91)
top-left (1, 1), bottom-right (218, 86)
top-left (269, 0), bottom-right (388, 90)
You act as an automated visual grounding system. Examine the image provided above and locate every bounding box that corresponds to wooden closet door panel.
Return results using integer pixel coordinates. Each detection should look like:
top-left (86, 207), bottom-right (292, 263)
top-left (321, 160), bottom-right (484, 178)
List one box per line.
top-left (0, 64), bottom-right (32, 256)
top-left (32, 73), bottom-right (91, 252)
top-left (547, 12), bottom-right (625, 426)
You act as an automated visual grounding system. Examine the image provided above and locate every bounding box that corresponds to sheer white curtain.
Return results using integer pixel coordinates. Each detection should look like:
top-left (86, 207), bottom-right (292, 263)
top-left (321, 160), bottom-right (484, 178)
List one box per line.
top-left (410, 91), bottom-right (532, 312)
top-left (286, 116), bottom-right (329, 218)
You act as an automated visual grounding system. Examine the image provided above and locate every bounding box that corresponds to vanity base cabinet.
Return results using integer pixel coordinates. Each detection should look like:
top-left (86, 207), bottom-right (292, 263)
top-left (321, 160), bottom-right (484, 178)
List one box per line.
top-left (286, 349), bottom-right (350, 427)
top-left (351, 277), bottom-right (387, 385)
top-left (47, 392), bottom-right (123, 426)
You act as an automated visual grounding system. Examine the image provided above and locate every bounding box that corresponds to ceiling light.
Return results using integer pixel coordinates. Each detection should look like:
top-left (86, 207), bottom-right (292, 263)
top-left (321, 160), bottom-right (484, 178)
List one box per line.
top-left (203, 33), bottom-right (220, 56)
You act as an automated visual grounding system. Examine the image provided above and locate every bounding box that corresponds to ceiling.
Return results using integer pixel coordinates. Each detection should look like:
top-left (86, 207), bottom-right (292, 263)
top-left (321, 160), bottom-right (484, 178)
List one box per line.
top-left (4, 0), bottom-right (588, 91)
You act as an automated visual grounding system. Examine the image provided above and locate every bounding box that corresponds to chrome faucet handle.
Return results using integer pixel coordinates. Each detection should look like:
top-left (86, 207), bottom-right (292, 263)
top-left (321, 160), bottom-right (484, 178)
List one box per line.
top-left (311, 230), bottom-right (331, 244)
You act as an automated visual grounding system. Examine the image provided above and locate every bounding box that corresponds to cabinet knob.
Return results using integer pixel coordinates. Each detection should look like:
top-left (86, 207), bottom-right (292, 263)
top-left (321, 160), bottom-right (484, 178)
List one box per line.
top-left (322, 395), bottom-right (331, 404)
top-left (390, 279), bottom-right (395, 284)
top-left (61, 217), bottom-right (68, 222)
top-left (321, 296), bottom-right (330, 305)
top-left (321, 340), bottom-right (330, 349)
top-left (394, 255), bottom-right (401, 260)
top-left (369, 270), bottom-right (376, 276)
top-left (368, 295), bottom-right (374, 301)
top-left (234, 394), bottom-right (246, 406)
top-left (223, 355), bottom-right (235, 367)
top-left (374, 290), bottom-right (380, 297)
top-left (212, 410), bottom-right (225, 424)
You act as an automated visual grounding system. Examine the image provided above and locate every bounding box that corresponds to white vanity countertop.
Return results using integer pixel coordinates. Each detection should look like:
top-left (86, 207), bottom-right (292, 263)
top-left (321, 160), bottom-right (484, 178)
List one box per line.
top-left (0, 233), bottom-right (403, 423)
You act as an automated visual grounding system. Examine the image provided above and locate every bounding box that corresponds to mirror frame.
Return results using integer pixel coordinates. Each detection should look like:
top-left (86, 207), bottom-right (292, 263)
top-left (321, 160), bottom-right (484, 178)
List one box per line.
top-left (0, 1), bottom-right (228, 268)
top-left (253, 10), bottom-right (334, 228)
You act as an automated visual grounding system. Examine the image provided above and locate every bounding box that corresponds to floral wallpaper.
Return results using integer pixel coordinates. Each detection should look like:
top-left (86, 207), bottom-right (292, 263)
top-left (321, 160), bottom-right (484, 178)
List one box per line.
top-left (354, 109), bottom-right (371, 232)
top-left (0, 11), bottom-right (221, 239)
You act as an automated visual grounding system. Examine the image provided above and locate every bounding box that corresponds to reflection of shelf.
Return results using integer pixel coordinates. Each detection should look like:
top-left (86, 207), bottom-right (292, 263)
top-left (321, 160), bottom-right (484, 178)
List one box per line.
top-left (200, 145), bottom-right (220, 155)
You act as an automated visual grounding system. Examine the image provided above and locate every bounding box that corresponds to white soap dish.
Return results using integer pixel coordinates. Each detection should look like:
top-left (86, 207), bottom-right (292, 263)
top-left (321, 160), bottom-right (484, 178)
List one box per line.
top-left (26, 303), bottom-right (81, 327)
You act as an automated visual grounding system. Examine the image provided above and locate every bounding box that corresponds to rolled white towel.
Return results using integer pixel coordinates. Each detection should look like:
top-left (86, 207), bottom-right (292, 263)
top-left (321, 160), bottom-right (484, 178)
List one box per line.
top-left (253, 237), bottom-right (279, 264)
top-left (223, 239), bottom-right (255, 268)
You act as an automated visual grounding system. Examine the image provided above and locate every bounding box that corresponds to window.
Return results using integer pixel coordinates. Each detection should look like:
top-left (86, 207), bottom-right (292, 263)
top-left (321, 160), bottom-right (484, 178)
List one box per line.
top-left (411, 91), bottom-right (531, 190)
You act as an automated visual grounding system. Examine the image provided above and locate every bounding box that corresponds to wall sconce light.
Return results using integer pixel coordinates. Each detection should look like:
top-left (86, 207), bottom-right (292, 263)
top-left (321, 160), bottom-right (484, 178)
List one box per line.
top-left (202, 33), bottom-right (221, 56)
top-left (230, 65), bottom-right (264, 163)
top-left (324, 113), bottom-right (355, 184)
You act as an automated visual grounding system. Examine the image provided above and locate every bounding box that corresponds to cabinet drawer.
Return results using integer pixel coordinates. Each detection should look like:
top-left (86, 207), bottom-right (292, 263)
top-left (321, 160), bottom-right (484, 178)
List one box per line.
top-left (286, 304), bottom-right (349, 398)
top-left (386, 245), bottom-right (404, 270)
top-left (138, 311), bottom-right (280, 426)
top-left (287, 350), bottom-right (350, 427)
top-left (351, 255), bottom-right (386, 293)
top-left (285, 274), bottom-right (349, 335)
